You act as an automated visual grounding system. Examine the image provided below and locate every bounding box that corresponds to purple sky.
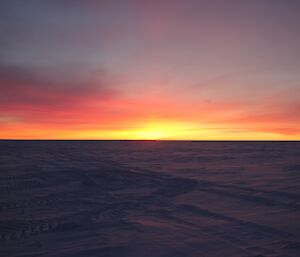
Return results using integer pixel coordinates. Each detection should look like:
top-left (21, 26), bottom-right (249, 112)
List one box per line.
top-left (0, 0), bottom-right (299, 139)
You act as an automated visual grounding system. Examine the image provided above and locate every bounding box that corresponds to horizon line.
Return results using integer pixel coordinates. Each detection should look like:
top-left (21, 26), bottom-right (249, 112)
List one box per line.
top-left (0, 139), bottom-right (299, 142)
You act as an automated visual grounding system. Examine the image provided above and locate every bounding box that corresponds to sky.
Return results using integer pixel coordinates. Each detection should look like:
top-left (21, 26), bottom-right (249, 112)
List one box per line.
top-left (0, 0), bottom-right (299, 140)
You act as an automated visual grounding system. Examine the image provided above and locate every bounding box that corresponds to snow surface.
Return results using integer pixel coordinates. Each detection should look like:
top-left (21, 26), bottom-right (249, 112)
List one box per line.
top-left (0, 141), bottom-right (299, 257)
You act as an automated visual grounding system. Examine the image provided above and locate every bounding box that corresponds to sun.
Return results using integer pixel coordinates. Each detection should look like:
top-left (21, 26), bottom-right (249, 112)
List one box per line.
top-left (135, 130), bottom-right (166, 140)
top-left (130, 120), bottom-right (193, 140)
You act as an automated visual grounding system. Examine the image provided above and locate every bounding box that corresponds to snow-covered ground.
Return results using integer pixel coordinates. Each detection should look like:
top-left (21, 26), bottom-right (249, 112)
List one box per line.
top-left (0, 141), bottom-right (299, 257)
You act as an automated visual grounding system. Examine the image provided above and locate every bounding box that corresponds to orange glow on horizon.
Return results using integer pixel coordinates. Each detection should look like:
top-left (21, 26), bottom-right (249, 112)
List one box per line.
top-left (1, 118), bottom-right (299, 140)
top-left (0, 91), bottom-right (299, 141)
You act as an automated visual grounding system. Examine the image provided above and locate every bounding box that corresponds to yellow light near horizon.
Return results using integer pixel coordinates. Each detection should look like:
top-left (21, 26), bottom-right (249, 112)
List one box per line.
top-left (136, 130), bottom-right (165, 140)
top-left (129, 121), bottom-right (193, 140)
top-left (7, 119), bottom-right (298, 140)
